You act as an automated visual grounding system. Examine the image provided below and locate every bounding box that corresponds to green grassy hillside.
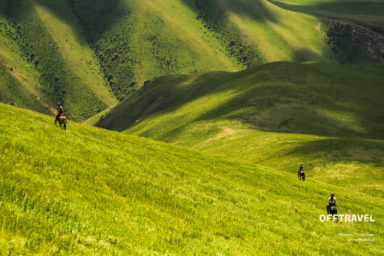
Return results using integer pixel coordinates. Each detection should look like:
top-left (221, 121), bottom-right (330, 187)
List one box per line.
top-left (1, 103), bottom-right (384, 255)
top-left (95, 62), bottom-right (384, 198)
top-left (0, 12), bottom-right (54, 115)
top-left (2, 0), bottom-right (383, 119)
top-left (0, 0), bottom-right (118, 121)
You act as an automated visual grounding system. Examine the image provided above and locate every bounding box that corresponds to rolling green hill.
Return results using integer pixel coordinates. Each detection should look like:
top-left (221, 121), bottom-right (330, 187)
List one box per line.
top-left (0, 0), bottom-right (118, 120)
top-left (95, 62), bottom-right (384, 198)
top-left (1, 0), bottom-right (383, 120)
top-left (1, 103), bottom-right (384, 255)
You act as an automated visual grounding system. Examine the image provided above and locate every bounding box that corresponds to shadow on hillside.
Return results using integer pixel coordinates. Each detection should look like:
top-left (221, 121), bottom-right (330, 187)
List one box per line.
top-left (181, 0), bottom-right (278, 25)
top-left (268, 0), bottom-right (384, 28)
top-left (294, 48), bottom-right (323, 62)
top-left (96, 70), bottom-right (236, 131)
top-left (34, 0), bottom-right (127, 43)
top-left (99, 62), bottom-right (384, 140)
top-left (191, 65), bottom-right (384, 139)
top-left (283, 138), bottom-right (384, 169)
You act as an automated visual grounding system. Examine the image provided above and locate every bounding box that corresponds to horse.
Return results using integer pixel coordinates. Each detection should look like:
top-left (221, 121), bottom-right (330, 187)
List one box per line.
top-left (327, 204), bottom-right (338, 221)
top-left (298, 170), bottom-right (305, 181)
top-left (57, 115), bottom-right (67, 130)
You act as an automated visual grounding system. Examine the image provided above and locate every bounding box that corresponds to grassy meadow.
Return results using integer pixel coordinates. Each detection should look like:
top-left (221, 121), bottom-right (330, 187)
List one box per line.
top-left (1, 103), bottom-right (384, 255)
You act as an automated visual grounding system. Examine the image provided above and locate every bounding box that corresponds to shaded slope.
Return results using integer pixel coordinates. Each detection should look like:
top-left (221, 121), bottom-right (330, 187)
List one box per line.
top-left (1, 103), bottom-right (384, 255)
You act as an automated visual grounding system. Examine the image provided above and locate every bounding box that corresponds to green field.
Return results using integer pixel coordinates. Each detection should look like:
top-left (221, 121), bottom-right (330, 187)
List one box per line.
top-left (1, 0), bottom-right (383, 120)
top-left (1, 103), bottom-right (384, 255)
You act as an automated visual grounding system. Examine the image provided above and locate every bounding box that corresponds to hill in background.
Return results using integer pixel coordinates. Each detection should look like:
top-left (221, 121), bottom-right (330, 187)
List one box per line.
top-left (1, 0), bottom-right (383, 120)
top-left (94, 62), bottom-right (384, 198)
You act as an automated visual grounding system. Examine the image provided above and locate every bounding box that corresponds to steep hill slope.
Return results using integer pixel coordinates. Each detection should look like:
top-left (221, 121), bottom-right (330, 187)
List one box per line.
top-left (95, 62), bottom-right (384, 197)
top-left (2, 0), bottom-right (383, 119)
top-left (0, 0), bottom-right (117, 120)
top-left (1, 103), bottom-right (384, 255)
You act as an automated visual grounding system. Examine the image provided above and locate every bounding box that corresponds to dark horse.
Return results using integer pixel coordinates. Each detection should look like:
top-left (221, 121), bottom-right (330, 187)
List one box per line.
top-left (56, 115), bottom-right (67, 130)
top-left (298, 170), bottom-right (305, 181)
top-left (327, 204), bottom-right (338, 221)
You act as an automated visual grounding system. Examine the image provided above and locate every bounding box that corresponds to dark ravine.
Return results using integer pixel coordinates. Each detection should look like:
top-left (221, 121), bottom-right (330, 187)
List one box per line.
top-left (328, 21), bottom-right (384, 63)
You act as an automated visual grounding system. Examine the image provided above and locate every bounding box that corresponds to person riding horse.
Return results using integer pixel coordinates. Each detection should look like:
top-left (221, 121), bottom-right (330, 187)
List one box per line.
top-left (55, 103), bottom-right (65, 124)
top-left (298, 164), bottom-right (305, 181)
top-left (54, 103), bottom-right (67, 130)
top-left (327, 193), bottom-right (337, 216)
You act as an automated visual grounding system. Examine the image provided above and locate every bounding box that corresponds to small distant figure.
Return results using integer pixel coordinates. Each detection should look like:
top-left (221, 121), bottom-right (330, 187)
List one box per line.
top-left (327, 193), bottom-right (337, 220)
top-left (54, 103), bottom-right (67, 130)
top-left (297, 164), bottom-right (305, 181)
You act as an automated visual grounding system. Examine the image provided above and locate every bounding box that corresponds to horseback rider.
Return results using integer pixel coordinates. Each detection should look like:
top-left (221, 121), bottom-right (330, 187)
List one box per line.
top-left (297, 164), bottom-right (305, 181)
top-left (297, 164), bottom-right (304, 177)
top-left (55, 103), bottom-right (65, 124)
top-left (327, 193), bottom-right (337, 214)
